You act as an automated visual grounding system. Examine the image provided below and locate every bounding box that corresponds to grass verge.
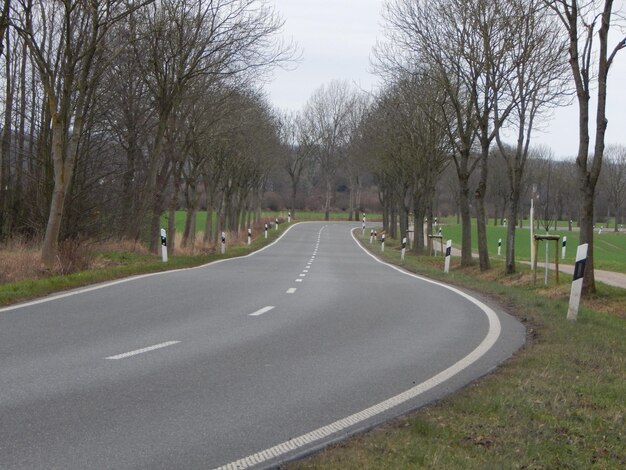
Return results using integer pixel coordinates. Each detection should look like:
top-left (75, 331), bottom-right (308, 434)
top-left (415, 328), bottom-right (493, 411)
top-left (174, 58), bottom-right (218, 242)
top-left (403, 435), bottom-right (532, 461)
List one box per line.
top-left (286, 233), bottom-right (626, 469)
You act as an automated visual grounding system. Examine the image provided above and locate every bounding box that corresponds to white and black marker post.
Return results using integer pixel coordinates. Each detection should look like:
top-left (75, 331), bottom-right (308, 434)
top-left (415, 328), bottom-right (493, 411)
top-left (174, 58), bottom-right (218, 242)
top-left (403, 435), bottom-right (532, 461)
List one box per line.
top-left (562, 236), bottom-right (567, 259)
top-left (264, 223), bottom-right (268, 239)
top-left (160, 228), bottom-right (168, 262)
top-left (444, 239), bottom-right (452, 273)
top-left (370, 229), bottom-right (374, 244)
top-left (567, 243), bottom-right (588, 321)
top-left (401, 236), bottom-right (407, 261)
top-left (288, 212), bottom-right (291, 223)
top-left (498, 238), bottom-right (502, 256)
top-left (381, 233), bottom-right (385, 252)
top-left (275, 218), bottom-right (279, 230)
top-left (247, 228), bottom-right (252, 245)
top-left (221, 231), bottom-right (226, 254)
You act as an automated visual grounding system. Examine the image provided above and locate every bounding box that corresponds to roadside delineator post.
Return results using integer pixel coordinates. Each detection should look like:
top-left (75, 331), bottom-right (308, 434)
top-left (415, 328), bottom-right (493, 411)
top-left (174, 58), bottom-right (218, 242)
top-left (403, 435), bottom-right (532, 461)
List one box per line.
top-left (248, 228), bottom-right (252, 245)
top-left (369, 229), bottom-right (374, 244)
top-left (275, 218), bottom-right (279, 230)
top-left (221, 231), bottom-right (226, 254)
top-left (401, 237), bottom-right (407, 261)
top-left (444, 239), bottom-right (452, 273)
top-left (562, 236), bottom-right (567, 259)
top-left (264, 223), bottom-right (268, 239)
top-left (498, 238), bottom-right (502, 256)
top-left (160, 228), bottom-right (168, 263)
top-left (381, 233), bottom-right (385, 252)
top-left (567, 243), bottom-right (588, 321)
top-left (288, 212), bottom-right (291, 223)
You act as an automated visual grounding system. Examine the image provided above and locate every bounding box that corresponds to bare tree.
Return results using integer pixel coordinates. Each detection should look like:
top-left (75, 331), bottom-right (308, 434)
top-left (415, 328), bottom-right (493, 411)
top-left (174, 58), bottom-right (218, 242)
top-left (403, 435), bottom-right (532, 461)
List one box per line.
top-left (545, 0), bottom-right (626, 294)
top-left (379, 0), bottom-right (481, 266)
top-left (493, 0), bottom-right (570, 274)
top-left (302, 80), bottom-right (356, 221)
top-left (344, 92), bottom-right (370, 221)
top-left (278, 110), bottom-right (314, 219)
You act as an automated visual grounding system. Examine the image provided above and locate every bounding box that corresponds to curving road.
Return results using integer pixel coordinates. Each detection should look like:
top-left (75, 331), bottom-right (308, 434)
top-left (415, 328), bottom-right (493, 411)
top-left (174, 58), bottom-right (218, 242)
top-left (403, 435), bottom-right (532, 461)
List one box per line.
top-left (0, 222), bottom-right (524, 469)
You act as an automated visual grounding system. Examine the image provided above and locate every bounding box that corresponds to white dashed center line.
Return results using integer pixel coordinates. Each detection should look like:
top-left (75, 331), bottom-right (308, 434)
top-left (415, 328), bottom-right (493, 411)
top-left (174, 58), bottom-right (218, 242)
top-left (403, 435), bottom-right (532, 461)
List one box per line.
top-left (106, 341), bottom-right (180, 360)
top-left (286, 288), bottom-right (297, 294)
top-left (249, 306), bottom-right (275, 317)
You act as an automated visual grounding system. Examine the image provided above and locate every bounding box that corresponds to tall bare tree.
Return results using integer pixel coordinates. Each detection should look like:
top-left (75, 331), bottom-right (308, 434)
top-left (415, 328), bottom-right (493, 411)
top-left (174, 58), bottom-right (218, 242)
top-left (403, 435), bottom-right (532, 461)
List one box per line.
top-left (302, 80), bottom-right (356, 221)
top-left (493, 0), bottom-right (570, 274)
top-left (379, 0), bottom-right (481, 266)
top-left (545, 0), bottom-right (626, 294)
top-left (278, 111), bottom-right (314, 219)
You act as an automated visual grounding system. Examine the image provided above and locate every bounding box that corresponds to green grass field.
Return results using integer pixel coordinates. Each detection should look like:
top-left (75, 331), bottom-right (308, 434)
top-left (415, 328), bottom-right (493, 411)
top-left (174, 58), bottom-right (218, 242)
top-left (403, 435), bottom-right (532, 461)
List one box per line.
top-left (434, 218), bottom-right (626, 273)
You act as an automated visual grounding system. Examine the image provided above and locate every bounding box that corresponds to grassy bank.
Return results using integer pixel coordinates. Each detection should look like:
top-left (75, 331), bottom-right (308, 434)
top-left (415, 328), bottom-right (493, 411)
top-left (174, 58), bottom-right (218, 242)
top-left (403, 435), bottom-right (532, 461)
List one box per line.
top-left (287, 234), bottom-right (626, 469)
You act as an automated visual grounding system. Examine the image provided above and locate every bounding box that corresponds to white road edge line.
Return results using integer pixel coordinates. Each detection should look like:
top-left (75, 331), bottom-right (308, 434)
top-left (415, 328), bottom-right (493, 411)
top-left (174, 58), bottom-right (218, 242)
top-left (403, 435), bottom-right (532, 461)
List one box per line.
top-left (286, 288), bottom-right (297, 294)
top-left (249, 306), bottom-right (275, 317)
top-left (105, 341), bottom-right (180, 360)
top-left (213, 227), bottom-right (502, 470)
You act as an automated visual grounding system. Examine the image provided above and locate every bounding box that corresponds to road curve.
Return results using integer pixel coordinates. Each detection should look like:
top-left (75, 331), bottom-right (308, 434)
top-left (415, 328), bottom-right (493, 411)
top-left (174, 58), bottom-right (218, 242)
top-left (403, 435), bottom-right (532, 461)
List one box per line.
top-left (0, 222), bottom-right (524, 469)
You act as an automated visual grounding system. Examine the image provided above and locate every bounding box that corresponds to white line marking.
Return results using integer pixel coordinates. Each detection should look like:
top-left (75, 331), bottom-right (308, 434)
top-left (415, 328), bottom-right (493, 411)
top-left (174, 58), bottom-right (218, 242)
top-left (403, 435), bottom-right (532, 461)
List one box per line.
top-left (214, 227), bottom-right (503, 470)
top-left (295, 279), bottom-right (303, 282)
top-left (303, 270), bottom-right (309, 273)
top-left (299, 274), bottom-right (306, 277)
top-left (286, 288), bottom-right (297, 294)
top-left (106, 341), bottom-right (180, 360)
top-left (249, 306), bottom-right (275, 317)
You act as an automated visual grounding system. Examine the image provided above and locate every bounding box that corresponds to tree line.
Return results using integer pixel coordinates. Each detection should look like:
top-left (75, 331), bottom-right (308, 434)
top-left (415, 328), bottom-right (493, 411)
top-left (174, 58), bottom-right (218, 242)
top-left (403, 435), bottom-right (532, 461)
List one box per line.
top-left (0, 0), bottom-right (294, 267)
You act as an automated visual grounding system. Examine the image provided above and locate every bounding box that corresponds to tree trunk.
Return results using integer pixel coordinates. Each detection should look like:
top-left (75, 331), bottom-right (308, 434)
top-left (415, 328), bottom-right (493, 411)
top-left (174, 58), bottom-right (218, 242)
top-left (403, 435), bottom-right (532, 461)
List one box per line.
top-left (458, 175), bottom-right (473, 266)
top-left (412, 202), bottom-right (426, 255)
top-left (578, 179), bottom-right (596, 294)
top-left (324, 177), bottom-right (332, 221)
top-left (0, 29), bottom-right (13, 240)
top-left (41, 116), bottom-right (80, 269)
top-left (167, 207), bottom-right (176, 254)
top-left (476, 153), bottom-right (490, 271)
top-left (505, 188), bottom-right (520, 274)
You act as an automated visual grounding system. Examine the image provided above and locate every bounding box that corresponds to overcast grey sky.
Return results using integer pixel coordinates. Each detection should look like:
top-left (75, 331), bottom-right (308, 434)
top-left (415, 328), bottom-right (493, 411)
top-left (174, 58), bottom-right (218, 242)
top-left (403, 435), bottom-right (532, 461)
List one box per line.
top-left (266, 0), bottom-right (626, 160)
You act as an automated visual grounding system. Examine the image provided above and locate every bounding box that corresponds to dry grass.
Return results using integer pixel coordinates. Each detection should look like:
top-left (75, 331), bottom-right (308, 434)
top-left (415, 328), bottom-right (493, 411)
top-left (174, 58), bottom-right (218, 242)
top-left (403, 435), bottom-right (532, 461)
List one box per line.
top-left (0, 237), bottom-right (148, 283)
top-left (0, 230), bottom-right (246, 285)
top-left (0, 239), bottom-right (45, 283)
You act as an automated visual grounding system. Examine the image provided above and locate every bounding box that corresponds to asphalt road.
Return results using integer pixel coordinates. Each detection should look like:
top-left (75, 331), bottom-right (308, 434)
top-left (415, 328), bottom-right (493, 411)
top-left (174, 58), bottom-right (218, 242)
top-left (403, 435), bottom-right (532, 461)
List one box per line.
top-left (0, 222), bottom-right (525, 469)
